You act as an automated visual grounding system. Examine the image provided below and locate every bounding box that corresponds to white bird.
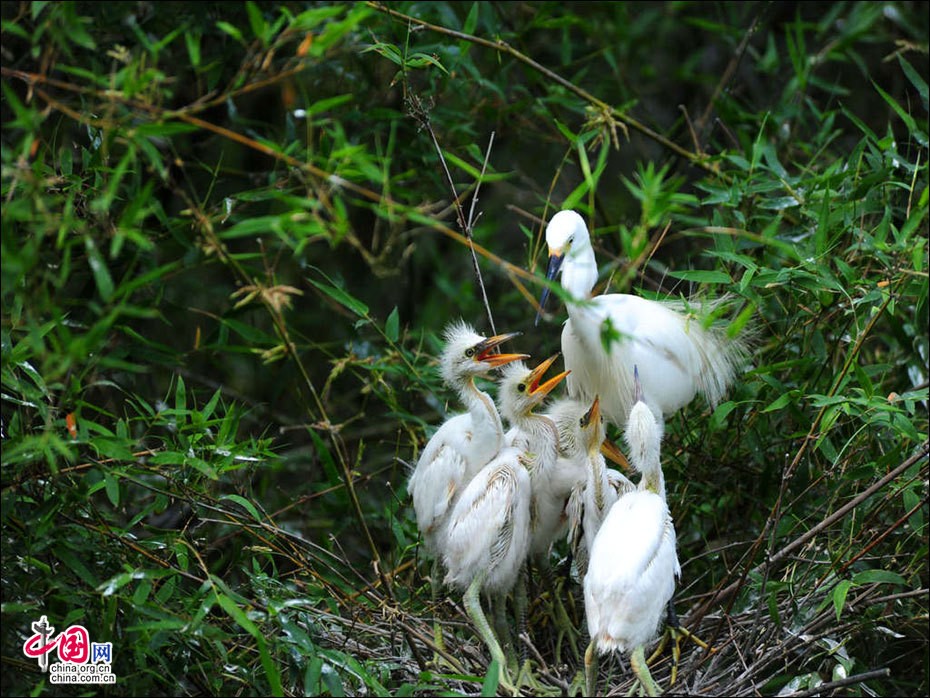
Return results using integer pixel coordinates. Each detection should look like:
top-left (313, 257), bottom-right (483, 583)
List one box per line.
top-left (498, 356), bottom-right (574, 559)
top-left (583, 367), bottom-right (680, 697)
top-left (408, 321), bottom-right (527, 557)
top-left (442, 357), bottom-right (568, 692)
top-left (536, 209), bottom-right (748, 432)
top-left (554, 396), bottom-right (634, 579)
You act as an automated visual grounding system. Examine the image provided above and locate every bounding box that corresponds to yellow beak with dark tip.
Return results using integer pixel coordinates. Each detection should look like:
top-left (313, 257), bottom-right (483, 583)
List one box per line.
top-left (526, 354), bottom-right (571, 397)
top-left (473, 331), bottom-right (530, 368)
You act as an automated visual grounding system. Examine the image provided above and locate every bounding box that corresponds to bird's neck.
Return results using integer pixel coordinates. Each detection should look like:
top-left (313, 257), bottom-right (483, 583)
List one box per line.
top-left (514, 412), bottom-right (559, 472)
top-left (461, 377), bottom-right (504, 441)
top-left (561, 243), bottom-right (598, 303)
top-left (641, 454), bottom-right (667, 501)
top-left (587, 449), bottom-right (610, 513)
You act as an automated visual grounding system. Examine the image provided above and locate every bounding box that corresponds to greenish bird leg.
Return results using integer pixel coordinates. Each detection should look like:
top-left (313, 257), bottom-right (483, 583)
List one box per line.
top-left (514, 562), bottom-right (529, 665)
top-left (430, 557), bottom-right (445, 655)
top-left (649, 599), bottom-right (714, 685)
top-left (631, 644), bottom-right (660, 697)
top-left (584, 639), bottom-right (598, 697)
top-left (464, 571), bottom-right (515, 694)
top-left (491, 591), bottom-right (514, 666)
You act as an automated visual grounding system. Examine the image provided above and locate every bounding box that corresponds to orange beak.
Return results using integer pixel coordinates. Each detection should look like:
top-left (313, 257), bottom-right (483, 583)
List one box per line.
top-left (582, 395), bottom-right (601, 427)
top-left (583, 396), bottom-right (631, 470)
top-left (600, 438), bottom-right (631, 472)
top-left (473, 331), bottom-right (529, 368)
top-left (526, 354), bottom-right (570, 397)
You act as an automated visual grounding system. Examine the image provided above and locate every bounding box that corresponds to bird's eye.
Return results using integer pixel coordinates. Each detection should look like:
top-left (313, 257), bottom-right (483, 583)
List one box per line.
top-left (517, 383), bottom-right (526, 393)
top-left (465, 347), bottom-right (476, 358)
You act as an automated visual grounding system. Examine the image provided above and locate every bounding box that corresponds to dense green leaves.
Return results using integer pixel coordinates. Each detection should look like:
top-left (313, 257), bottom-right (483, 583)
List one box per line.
top-left (2, 1), bottom-right (927, 696)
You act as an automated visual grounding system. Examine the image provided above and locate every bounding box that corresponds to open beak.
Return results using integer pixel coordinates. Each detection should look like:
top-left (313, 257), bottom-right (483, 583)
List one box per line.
top-left (600, 438), bottom-right (631, 471)
top-left (473, 331), bottom-right (529, 368)
top-left (526, 354), bottom-right (570, 397)
top-left (582, 395), bottom-right (631, 470)
top-left (534, 248), bottom-right (565, 326)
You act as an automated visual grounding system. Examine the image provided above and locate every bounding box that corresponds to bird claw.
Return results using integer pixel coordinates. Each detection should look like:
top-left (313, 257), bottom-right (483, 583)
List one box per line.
top-left (647, 622), bottom-right (714, 685)
top-left (551, 595), bottom-right (581, 665)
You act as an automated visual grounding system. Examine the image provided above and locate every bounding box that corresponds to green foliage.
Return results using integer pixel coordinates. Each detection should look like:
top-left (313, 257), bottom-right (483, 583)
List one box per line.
top-left (2, 1), bottom-right (927, 696)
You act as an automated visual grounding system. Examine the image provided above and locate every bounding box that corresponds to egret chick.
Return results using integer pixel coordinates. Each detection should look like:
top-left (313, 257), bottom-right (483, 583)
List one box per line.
top-left (555, 396), bottom-right (634, 578)
top-left (408, 322), bottom-right (526, 655)
top-left (408, 321), bottom-right (527, 557)
top-left (499, 356), bottom-right (575, 560)
top-left (442, 357), bottom-right (567, 691)
top-left (498, 359), bottom-right (586, 662)
top-left (536, 209), bottom-right (748, 431)
top-left (584, 368), bottom-right (680, 697)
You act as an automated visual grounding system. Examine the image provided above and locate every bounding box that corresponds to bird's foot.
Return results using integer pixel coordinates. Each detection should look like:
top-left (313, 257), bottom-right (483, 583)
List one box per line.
top-left (547, 578), bottom-right (581, 664)
top-left (631, 645), bottom-right (661, 697)
top-left (567, 669), bottom-right (587, 697)
top-left (648, 622), bottom-right (714, 685)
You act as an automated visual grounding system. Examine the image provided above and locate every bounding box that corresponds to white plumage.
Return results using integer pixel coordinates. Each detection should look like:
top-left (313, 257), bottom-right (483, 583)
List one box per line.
top-left (584, 492), bottom-right (678, 652)
top-left (554, 396), bottom-right (634, 577)
top-left (583, 368), bottom-right (680, 696)
top-left (498, 357), bottom-right (573, 558)
top-left (442, 449), bottom-right (531, 594)
top-left (442, 357), bottom-right (567, 692)
top-left (408, 321), bottom-right (527, 555)
top-left (537, 209), bottom-right (748, 431)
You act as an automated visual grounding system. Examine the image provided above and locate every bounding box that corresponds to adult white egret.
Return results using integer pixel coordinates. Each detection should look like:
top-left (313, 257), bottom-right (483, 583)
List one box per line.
top-left (442, 356), bottom-right (568, 691)
top-left (536, 209), bottom-right (748, 431)
top-left (408, 321), bottom-right (528, 557)
top-left (584, 367), bottom-right (680, 697)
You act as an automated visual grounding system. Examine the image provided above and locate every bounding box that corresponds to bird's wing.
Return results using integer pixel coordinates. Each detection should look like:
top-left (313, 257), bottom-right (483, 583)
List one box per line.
top-left (410, 442), bottom-right (468, 539)
top-left (443, 455), bottom-right (524, 586)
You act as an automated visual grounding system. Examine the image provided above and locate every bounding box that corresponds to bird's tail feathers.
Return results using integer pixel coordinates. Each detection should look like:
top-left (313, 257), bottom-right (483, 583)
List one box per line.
top-left (664, 293), bottom-right (755, 407)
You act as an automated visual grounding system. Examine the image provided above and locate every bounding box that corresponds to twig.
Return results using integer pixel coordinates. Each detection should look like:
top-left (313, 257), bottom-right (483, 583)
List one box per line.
top-left (694, 7), bottom-right (765, 145)
top-left (412, 95), bottom-right (497, 333)
top-left (367, 2), bottom-right (726, 180)
top-left (697, 442), bottom-right (929, 618)
top-left (836, 493), bottom-right (929, 575)
top-left (785, 667), bottom-right (891, 697)
top-left (467, 132), bottom-right (499, 334)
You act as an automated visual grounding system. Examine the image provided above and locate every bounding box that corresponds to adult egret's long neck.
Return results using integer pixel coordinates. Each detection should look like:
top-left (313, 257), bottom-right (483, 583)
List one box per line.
top-left (561, 236), bottom-right (598, 304)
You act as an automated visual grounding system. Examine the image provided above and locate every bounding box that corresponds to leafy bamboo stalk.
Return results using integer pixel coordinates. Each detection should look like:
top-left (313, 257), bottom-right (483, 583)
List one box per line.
top-left (1, 67), bottom-right (542, 300)
top-left (179, 191), bottom-right (427, 670)
top-left (368, 1), bottom-right (726, 179)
